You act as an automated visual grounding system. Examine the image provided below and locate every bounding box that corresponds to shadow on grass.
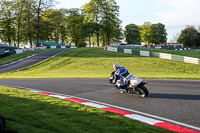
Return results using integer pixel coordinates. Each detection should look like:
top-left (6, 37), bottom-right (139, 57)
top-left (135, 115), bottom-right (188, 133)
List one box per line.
top-left (0, 93), bottom-right (170, 133)
top-left (149, 93), bottom-right (200, 100)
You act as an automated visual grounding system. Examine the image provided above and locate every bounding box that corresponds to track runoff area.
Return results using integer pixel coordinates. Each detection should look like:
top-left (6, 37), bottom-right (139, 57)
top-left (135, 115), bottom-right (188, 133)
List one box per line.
top-left (2, 84), bottom-right (199, 133)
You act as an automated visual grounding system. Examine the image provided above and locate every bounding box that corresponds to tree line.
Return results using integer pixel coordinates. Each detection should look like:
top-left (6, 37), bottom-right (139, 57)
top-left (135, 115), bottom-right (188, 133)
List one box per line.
top-left (0, 0), bottom-right (122, 47)
top-left (0, 0), bottom-right (55, 47)
top-left (124, 22), bottom-right (167, 45)
top-left (0, 0), bottom-right (199, 48)
top-left (177, 26), bottom-right (200, 48)
top-left (124, 23), bottom-right (200, 48)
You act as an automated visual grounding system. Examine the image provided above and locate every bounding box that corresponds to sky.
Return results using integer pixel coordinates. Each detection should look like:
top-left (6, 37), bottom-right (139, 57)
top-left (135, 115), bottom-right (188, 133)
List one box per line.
top-left (55, 0), bottom-right (200, 42)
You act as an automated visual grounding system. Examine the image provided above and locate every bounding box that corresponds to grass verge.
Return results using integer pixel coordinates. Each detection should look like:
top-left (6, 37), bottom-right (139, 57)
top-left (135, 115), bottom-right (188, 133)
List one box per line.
top-left (0, 48), bottom-right (199, 79)
top-left (0, 86), bottom-right (172, 133)
top-left (0, 49), bottom-right (54, 66)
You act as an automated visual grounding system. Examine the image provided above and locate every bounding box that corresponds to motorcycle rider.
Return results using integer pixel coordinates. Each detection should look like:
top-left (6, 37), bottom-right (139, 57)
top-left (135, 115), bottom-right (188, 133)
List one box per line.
top-left (111, 63), bottom-right (134, 93)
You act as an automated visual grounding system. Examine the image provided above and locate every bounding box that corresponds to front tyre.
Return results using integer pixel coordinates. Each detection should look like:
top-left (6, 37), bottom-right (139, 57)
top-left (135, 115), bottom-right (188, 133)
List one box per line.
top-left (138, 85), bottom-right (149, 97)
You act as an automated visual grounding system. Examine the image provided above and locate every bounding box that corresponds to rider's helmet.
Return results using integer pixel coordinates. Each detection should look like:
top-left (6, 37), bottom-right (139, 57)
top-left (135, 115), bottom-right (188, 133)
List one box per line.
top-left (113, 63), bottom-right (120, 71)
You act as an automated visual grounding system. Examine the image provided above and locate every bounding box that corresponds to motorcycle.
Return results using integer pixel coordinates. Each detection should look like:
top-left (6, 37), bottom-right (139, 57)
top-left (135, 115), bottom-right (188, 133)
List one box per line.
top-left (110, 71), bottom-right (149, 97)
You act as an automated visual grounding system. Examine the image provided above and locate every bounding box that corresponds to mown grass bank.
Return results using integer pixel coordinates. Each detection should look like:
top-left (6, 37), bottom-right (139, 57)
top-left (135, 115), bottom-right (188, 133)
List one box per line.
top-left (0, 86), bottom-right (172, 133)
top-left (0, 49), bottom-right (54, 66)
top-left (0, 48), bottom-right (199, 79)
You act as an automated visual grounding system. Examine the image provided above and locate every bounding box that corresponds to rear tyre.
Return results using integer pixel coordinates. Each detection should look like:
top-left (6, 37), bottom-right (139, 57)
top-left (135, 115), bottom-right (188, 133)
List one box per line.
top-left (138, 85), bottom-right (149, 97)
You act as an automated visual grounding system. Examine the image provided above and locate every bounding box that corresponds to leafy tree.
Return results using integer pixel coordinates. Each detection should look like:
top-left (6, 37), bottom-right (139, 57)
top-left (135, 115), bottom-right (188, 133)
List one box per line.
top-left (13, 0), bottom-right (26, 48)
top-left (150, 23), bottom-right (167, 44)
top-left (110, 23), bottom-right (123, 44)
top-left (198, 26), bottom-right (200, 47)
top-left (66, 8), bottom-right (86, 47)
top-left (41, 9), bottom-right (67, 43)
top-left (83, 0), bottom-right (104, 47)
top-left (59, 9), bottom-right (68, 44)
top-left (0, 0), bottom-right (123, 47)
top-left (33, 0), bottom-right (54, 46)
top-left (0, 0), bottom-right (15, 46)
top-left (124, 24), bottom-right (141, 44)
top-left (22, 0), bottom-right (36, 48)
top-left (83, 0), bottom-right (122, 46)
top-left (141, 22), bottom-right (152, 45)
top-left (82, 22), bottom-right (95, 47)
top-left (177, 26), bottom-right (199, 48)
top-left (141, 22), bottom-right (167, 45)
top-left (101, 0), bottom-right (121, 46)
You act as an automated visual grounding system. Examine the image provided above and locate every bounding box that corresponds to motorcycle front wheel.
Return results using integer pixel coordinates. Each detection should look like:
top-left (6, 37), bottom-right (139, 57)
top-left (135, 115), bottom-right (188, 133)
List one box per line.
top-left (138, 85), bottom-right (149, 97)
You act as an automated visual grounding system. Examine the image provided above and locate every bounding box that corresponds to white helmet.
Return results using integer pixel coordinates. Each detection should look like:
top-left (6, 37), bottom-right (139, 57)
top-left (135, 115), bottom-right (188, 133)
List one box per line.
top-left (113, 63), bottom-right (120, 71)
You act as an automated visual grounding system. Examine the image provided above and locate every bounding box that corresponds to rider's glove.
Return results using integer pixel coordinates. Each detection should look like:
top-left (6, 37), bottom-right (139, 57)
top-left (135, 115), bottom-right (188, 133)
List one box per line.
top-left (109, 79), bottom-right (112, 84)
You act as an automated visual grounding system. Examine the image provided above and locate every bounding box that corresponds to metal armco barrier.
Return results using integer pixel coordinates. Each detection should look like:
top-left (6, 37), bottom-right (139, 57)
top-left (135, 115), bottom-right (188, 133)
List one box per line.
top-left (3, 45), bottom-right (70, 57)
top-left (0, 49), bottom-right (5, 55)
top-left (140, 51), bottom-right (150, 57)
top-left (150, 52), bottom-right (159, 57)
top-left (106, 46), bottom-right (200, 65)
top-left (172, 55), bottom-right (184, 62)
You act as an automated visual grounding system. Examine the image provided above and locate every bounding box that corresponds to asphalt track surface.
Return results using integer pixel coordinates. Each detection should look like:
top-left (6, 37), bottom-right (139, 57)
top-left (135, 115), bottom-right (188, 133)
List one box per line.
top-left (0, 48), bottom-right (69, 73)
top-left (0, 78), bottom-right (200, 129)
top-left (0, 49), bottom-right (200, 130)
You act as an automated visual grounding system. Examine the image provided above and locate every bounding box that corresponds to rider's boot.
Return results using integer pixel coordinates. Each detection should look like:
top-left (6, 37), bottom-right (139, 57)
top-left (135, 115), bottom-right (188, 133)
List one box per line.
top-left (119, 88), bottom-right (126, 93)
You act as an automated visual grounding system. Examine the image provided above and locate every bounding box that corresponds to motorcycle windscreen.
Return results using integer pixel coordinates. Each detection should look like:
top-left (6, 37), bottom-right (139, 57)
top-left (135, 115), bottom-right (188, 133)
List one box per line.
top-left (130, 77), bottom-right (143, 87)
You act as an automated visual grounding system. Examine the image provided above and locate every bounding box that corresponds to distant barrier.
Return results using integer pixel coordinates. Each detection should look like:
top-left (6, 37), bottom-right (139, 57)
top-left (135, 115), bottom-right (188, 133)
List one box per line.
top-left (105, 46), bottom-right (200, 65)
top-left (0, 49), bottom-right (5, 55)
top-left (0, 45), bottom-right (70, 58)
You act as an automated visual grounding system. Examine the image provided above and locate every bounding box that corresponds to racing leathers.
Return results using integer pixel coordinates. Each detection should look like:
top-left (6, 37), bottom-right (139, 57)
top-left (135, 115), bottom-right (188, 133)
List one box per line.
top-left (112, 66), bottom-right (134, 89)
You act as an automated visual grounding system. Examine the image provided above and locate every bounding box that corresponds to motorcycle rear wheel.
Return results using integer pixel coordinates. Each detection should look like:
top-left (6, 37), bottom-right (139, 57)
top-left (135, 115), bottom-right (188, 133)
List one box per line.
top-left (138, 85), bottom-right (149, 97)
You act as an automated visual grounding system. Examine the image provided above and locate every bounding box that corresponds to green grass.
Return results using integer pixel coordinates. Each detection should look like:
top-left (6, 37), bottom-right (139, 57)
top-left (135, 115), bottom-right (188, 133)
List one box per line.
top-left (132, 48), bottom-right (200, 58)
top-left (0, 86), bottom-right (172, 133)
top-left (0, 49), bottom-right (54, 66)
top-left (0, 48), bottom-right (199, 79)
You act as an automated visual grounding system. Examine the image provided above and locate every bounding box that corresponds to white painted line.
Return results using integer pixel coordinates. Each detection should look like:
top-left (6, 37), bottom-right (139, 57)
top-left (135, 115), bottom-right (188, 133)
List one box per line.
top-left (125, 114), bottom-right (163, 125)
top-left (30, 90), bottom-right (40, 93)
top-left (82, 102), bottom-right (108, 108)
top-left (50, 95), bottom-right (69, 99)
